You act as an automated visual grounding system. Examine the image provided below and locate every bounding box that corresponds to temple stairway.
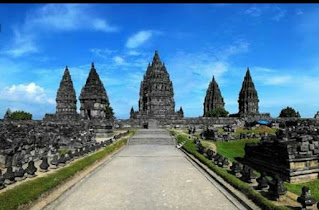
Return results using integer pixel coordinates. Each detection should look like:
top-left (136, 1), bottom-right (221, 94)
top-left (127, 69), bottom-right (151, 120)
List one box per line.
top-left (128, 129), bottom-right (175, 145)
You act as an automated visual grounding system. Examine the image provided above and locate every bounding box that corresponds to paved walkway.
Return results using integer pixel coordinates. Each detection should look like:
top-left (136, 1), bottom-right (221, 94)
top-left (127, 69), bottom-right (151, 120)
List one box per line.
top-left (44, 129), bottom-right (245, 210)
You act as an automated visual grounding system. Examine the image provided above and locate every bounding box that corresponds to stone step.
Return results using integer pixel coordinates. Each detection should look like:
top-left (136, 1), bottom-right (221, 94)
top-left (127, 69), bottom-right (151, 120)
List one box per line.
top-left (129, 138), bottom-right (175, 145)
top-left (128, 128), bottom-right (176, 145)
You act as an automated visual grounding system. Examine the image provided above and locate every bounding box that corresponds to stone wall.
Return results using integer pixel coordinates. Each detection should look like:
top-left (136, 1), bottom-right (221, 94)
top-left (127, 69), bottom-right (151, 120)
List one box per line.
top-left (116, 117), bottom-right (240, 129)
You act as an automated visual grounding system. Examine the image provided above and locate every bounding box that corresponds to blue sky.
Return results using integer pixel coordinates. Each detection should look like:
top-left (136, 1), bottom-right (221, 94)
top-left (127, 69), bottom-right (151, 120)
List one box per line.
top-left (0, 3), bottom-right (319, 119)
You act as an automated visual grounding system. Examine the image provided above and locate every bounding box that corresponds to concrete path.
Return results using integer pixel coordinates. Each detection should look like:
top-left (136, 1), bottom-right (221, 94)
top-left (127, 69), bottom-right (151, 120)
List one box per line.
top-left (44, 129), bottom-right (245, 210)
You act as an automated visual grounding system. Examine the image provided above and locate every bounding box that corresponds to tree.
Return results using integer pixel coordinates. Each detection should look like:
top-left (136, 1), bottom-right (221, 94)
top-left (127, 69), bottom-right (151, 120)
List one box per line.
top-left (205, 107), bottom-right (229, 117)
top-left (8, 110), bottom-right (32, 120)
top-left (279, 106), bottom-right (300, 118)
top-left (105, 102), bottom-right (114, 119)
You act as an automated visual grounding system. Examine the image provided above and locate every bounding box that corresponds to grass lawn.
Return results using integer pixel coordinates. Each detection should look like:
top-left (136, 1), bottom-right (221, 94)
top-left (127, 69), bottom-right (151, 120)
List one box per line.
top-left (201, 140), bottom-right (216, 150)
top-left (215, 138), bottom-right (260, 162)
top-left (285, 179), bottom-right (319, 200)
top-left (235, 126), bottom-right (277, 136)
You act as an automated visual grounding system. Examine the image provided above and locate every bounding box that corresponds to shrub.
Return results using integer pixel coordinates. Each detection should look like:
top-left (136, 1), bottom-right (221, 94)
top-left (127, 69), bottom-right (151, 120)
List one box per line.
top-left (8, 110), bottom-right (32, 120)
top-left (205, 107), bottom-right (229, 117)
top-left (279, 106), bottom-right (300, 118)
top-left (105, 102), bottom-right (114, 119)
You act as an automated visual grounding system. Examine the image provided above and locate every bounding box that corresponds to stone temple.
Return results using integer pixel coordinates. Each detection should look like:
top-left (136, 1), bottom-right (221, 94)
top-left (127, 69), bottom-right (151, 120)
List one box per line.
top-left (79, 63), bottom-right (112, 120)
top-left (203, 76), bottom-right (225, 117)
top-left (55, 66), bottom-right (78, 118)
top-left (44, 66), bottom-right (80, 121)
top-left (130, 51), bottom-right (183, 125)
top-left (238, 68), bottom-right (259, 117)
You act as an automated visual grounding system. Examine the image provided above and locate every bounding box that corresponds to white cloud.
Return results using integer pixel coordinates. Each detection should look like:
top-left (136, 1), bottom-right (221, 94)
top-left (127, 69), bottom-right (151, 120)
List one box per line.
top-left (0, 82), bottom-right (55, 105)
top-left (244, 5), bottom-right (286, 22)
top-left (126, 30), bottom-right (153, 48)
top-left (272, 6), bottom-right (286, 22)
top-left (90, 48), bottom-right (115, 59)
top-left (26, 4), bottom-right (117, 32)
top-left (2, 4), bottom-right (117, 57)
top-left (127, 50), bottom-right (142, 56)
top-left (245, 6), bottom-right (262, 17)
top-left (3, 29), bottom-right (37, 57)
top-left (254, 67), bottom-right (275, 73)
top-left (296, 9), bottom-right (303, 16)
top-left (263, 75), bottom-right (292, 85)
top-left (218, 40), bottom-right (249, 60)
top-left (113, 56), bottom-right (125, 64)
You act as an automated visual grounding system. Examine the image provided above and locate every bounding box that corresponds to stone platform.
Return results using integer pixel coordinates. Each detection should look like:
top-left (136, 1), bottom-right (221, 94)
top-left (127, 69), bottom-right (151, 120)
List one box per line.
top-left (128, 129), bottom-right (175, 145)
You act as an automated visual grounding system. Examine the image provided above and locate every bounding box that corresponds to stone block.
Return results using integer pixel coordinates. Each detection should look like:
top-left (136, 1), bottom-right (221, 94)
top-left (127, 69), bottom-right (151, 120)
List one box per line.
top-left (300, 145), bottom-right (309, 152)
top-left (309, 144), bottom-right (315, 150)
top-left (313, 149), bottom-right (319, 155)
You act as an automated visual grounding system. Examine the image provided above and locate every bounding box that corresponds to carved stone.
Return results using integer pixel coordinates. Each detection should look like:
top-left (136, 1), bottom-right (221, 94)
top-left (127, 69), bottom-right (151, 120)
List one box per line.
top-left (204, 76), bottom-right (225, 116)
top-left (39, 157), bottom-right (49, 172)
top-left (4, 166), bottom-right (16, 184)
top-left (79, 63), bottom-right (113, 120)
top-left (238, 68), bottom-right (259, 117)
top-left (25, 161), bottom-right (37, 178)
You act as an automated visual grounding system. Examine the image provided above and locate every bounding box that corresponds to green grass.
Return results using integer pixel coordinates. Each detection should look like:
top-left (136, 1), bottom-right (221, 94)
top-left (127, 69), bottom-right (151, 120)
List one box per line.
top-left (285, 179), bottom-right (319, 200)
top-left (217, 127), bottom-right (224, 133)
top-left (0, 130), bottom-right (135, 210)
top-left (215, 138), bottom-right (260, 162)
top-left (171, 131), bottom-right (290, 210)
top-left (235, 126), bottom-right (277, 136)
top-left (58, 149), bottom-right (70, 156)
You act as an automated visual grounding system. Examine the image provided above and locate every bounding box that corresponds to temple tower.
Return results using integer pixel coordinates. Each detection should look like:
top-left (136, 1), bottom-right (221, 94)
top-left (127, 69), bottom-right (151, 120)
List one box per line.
top-left (238, 68), bottom-right (259, 116)
top-left (177, 106), bottom-right (184, 118)
top-left (133, 50), bottom-right (180, 120)
top-left (203, 76), bottom-right (225, 116)
top-left (56, 66), bottom-right (77, 116)
top-left (79, 63), bottom-right (113, 119)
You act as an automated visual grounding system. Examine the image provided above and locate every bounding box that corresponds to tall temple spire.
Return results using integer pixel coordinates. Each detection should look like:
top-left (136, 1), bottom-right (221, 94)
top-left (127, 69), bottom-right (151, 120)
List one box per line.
top-left (79, 63), bottom-right (112, 119)
top-left (177, 106), bottom-right (184, 118)
top-left (56, 66), bottom-right (77, 115)
top-left (203, 75), bottom-right (225, 116)
top-left (134, 50), bottom-right (181, 120)
top-left (238, 67), bottom-right (259, 116)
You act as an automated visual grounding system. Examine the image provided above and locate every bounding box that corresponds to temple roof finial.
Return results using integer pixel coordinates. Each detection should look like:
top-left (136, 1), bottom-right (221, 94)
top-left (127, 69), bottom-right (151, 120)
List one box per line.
top-left (152, 50), bottom-right (161, 65)
top-left (91, 62), bottom-right (95, 68)
top-left (246, 67), bottom-right (251, 77)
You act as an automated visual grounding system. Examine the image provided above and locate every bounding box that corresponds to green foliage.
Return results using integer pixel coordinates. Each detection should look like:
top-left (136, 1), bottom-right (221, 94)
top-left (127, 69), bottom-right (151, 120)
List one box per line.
top-left (105, 102), bottom-right (114, 119)
top-left (279, 106), bottom-right (300, 118)
top-left (171, 132), bottom-right (290, 210)
top-left (58, 149), bottom-right (70, 156)
top-left (0, 130), bottom-right (135, 210)
top-left (215, 139), bottom-right (260, 162)
top-left (205, 107), bottom-right (229, 117)
top-left (7, 110), bottom-right (32, 120)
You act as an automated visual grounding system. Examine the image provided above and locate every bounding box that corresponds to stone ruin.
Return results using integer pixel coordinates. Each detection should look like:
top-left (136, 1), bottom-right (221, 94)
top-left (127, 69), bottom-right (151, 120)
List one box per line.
top-left (243, 120), bottom-right (319, 183)
top-left (200, 124), bottom-right (263, 141)
top-left (192, 138), bottom-right (290, 201)
top-left (0, 120), bottom-right (95, 168)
